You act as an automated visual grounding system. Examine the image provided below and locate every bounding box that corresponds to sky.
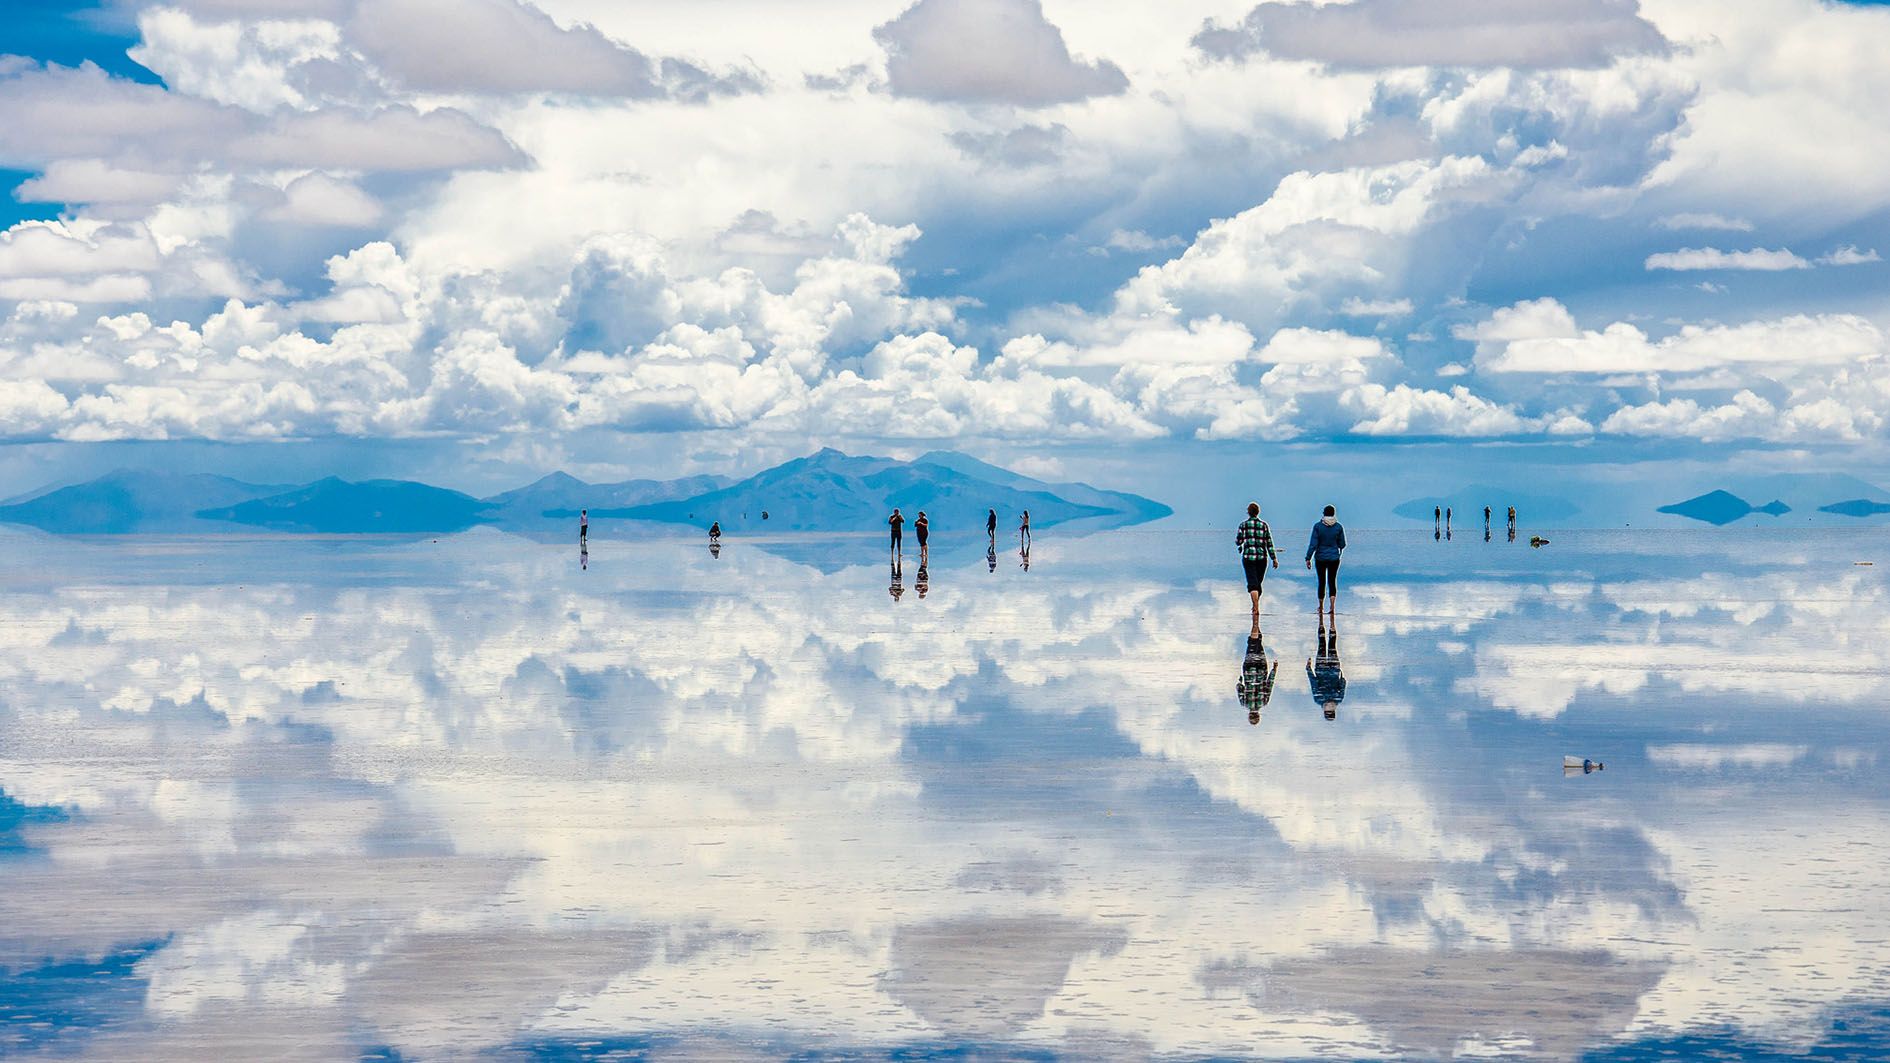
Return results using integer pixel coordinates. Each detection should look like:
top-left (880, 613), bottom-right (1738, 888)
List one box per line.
top-left (1, 0), bottom-right (1889, 509)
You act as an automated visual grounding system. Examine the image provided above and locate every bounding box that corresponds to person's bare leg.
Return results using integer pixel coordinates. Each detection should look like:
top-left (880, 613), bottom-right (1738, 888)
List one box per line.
top-left (1250, 589), bottom-right (1260, 617)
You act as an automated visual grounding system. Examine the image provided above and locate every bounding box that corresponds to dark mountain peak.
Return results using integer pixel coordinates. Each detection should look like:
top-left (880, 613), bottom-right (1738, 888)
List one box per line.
top-left (1659, 489), bottom-right (1771, 526)
top-left (1820, 498), bottom-right (1890, 518)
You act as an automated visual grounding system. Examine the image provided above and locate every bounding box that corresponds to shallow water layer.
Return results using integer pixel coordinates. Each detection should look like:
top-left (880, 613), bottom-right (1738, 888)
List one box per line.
top-left (1, 527), bottom-right (1887, 1060)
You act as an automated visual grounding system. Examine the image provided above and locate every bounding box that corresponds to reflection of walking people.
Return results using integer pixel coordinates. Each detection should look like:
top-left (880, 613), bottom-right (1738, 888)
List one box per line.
top-left (916, 561), bottom-right (929, 598)
top-left (1484, 505), bottom-right (1491, 543)
top-left (1506, 505), bottom-right (1517, 541)
top-left (889, 557), bottom-right (905, 601)
top-left (580, 541), bottom-right (588, 570)
top-left (987, 541), bottom-right (997, 572)
top-left (1019, 539), bottom-right (1031, 571)
top-left (1433, 505), bottom-right (1441, 541)
top-left (1445, 506), bottom-right (1452, 540)
top-left (889, 508), bottom-right (904, 553)
top-left (1238, 617), bottom-right (1278, 726)
top-left (1306, 505), bottom-right (1346, 619)
top-left (1307, 617), bottom-right (1346, 720)
top-left (1235, 502), bottom-right (1279, 619)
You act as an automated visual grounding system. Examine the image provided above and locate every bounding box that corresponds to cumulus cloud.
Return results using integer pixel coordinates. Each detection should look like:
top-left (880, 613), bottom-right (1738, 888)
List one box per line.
top-left (873, 0), bottom-right (1129, 106)
top-left (1462, 298), bottom-right (1885, 375)
top-left (350, 0), bottom-right (761, 99)
top-left (1644, 247), bottom-right (1810, 271)
top-left (1193, 0), bottom-right (1667, 70)
top-left (1818, 245), bottom-right (1881, 266)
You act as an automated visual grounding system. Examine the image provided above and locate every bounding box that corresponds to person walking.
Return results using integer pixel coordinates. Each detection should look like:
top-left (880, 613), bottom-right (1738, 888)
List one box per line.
top-left (987, 508), bottom-right (997, 540)
top-left (1483, 505), bottom-right (1492, 542)
top-left (1235, 501), bottom-right (1278, 619)
top-left (1305, 505), bottom-right (1346, 619)
top-left (1433, 505), bottom-right (1441, 541)
top-left (915, 510), bottom-right (929, 552)
top-left (579, 508), bottom-right (588, 542)
top-left (889, 508), bottom-right (904, 553)
top-left (1019, 510), bottom-right (1031, 544)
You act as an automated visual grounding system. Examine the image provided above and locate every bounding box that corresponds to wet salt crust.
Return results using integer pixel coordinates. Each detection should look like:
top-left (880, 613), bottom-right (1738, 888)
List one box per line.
top-left (1, 527), bottom-right (1885, 1059)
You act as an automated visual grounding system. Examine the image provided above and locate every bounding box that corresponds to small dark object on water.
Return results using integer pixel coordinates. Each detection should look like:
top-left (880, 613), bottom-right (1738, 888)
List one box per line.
top-left (762, 510), bottom-right (769, 520)
top-left (1530, 535), bottom-right (1550, 548)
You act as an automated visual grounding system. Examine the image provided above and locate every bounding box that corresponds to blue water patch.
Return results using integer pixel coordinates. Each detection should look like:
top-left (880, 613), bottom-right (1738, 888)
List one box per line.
top-left (0, 939), bottom-right (164, 1054)
top-left (0, 789), bottom-right (67, 856)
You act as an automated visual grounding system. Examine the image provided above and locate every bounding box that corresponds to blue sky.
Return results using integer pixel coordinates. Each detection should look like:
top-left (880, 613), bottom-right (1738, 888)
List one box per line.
top-left (1, 0), bottom-right (1889, 502)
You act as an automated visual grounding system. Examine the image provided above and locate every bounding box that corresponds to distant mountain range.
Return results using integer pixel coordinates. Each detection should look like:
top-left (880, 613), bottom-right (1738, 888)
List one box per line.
top-left (1821, 499), bottom-right (1890, 518)
top-left (0, 451), bottom-right (1168, 536)
top-left (576, 448), bottom-right (1169, 532)
top-left (1658, 490), bottom-right (1790, 526)
top-left (1393, 485), bottom-right (1579, 524)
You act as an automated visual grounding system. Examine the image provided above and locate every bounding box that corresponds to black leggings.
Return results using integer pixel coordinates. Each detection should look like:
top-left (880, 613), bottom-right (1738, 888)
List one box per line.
top-left (1315, 558), bottom-right (1340, 599)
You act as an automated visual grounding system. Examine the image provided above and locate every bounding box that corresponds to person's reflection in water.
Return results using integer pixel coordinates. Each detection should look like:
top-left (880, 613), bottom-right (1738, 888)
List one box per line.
top-left (1019, 539), bottom-right (1031, 571)
top-left (580, 541), bottom-right (588, 570)
top-left (987, 541), bottom-right (997, 572)
top-left (1238, 617), bottom-right (1278, 726)
top-left (709, 541), bottom-right (721, 560)
top-left (916, 560), bottom-right (929, 598)
top-left (1307, 617), bottom-right (1346, 720)
top-left (889, 557), bottom-right (905, 602)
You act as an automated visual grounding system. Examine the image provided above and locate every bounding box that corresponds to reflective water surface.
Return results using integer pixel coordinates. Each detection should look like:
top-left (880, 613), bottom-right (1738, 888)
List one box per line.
top-left (2, 528), bottom-right (1887, 1060)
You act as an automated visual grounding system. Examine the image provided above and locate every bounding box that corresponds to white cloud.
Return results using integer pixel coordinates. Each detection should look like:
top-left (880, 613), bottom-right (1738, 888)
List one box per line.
top-left (1339, 297), bottom-right (1414, 317)
top-left (1655, 212), bottom-right (1752, 232)
top-left (873, 0), bottom-right (1129, 106)
top-left (1646, 743), bottom-right (1809, 770)
top-left (1644, 247), bottom-right (1810, 271)
top-left (1194, 0), bottom-right (1668, 70)
top-left (1464, 298), bottom-right (1885, 375)
top-left (1818, 245), bottom-right (1882, 267)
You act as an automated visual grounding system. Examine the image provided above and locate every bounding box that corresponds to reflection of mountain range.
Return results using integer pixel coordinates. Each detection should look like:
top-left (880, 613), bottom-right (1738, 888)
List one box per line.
top-left (0, 451), bottom-right (1168, 535)
top-left (1393, 485), bottom-right (1579, 523)
top-left (1658, 490), bottom-right (1790, 526)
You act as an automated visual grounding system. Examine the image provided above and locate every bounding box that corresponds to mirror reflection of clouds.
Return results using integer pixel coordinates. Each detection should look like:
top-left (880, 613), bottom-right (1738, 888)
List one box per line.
top-left (0, 530), bottom-right (1885, 1059)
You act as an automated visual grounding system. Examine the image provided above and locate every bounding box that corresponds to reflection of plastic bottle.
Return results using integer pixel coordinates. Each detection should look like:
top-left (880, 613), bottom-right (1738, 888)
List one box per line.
top-left (1563, 755), bottom-right (1604, 775)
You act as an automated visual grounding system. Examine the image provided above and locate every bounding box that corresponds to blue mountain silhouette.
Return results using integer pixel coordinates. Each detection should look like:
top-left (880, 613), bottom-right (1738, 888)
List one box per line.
top-left (199, 478), bottom-right (495, 533)
top-left (0, 470), bottom-right (292, 533)
top-left (1657, 490), bottom-right (1790, 526)
top-left (601, 448), bottom-right (1166, 532)
top-left (488, 471), bottom-right (730, 519)
top-left (0, 453), bottom-right (1166, 537)
top-left (1393, 485), bottom-right (1579, 523)
top-left (1820, 499), bottom-right (1890, 518)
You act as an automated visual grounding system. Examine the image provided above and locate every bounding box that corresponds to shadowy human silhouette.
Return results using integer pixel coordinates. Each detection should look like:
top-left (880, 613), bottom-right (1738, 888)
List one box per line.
top-left (889, 557), bottom-right (905, 602)
top-left (1307, 618), bottom-right (1346, 721)
top-left (1238, 618), bottom-right (1278, 726)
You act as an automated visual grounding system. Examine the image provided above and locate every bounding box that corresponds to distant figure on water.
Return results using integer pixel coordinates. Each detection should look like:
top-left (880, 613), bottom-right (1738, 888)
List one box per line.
top-left (987, 541), bottom-right (997, 572)
top-left (1308, 617), bottom-right (1345, 721)
top-left (709, 520), bottom-right (721, 544)
top-left (1235, 501), bottom-right (1279, 619)
top-left (1433, 505), bottom-right (1441, 541)
top-left (987, 508), bottom-right (997, 540)
top-left (580, 508), bottom-right (588, 542)
top-left (1484, 505), bottom-right (1492, 543)
top-left (889, 557), bottom-right (905, 601)
top-left (889, 508), bottom-right (904, 553)
top-left (709, 541), bottom-right (720, 559)
top-left (1238, 617), bottom-right (1278, 726)
top-left (916, 562), bottom-right (930, 598)
top-left (1020, 510), bottom-right (1031, 543)
top-left (1445, 507), bottom-right (1452, 540)
top-left (915, 511), bottom-right (929, 551)
top-left (1306, 505), bottom-right (1346, 619)
top-left (1507, 505), bottom-right (1517, 541)
top-left (1019, 539), bottom-right (1031, 571)
top-left (1531, 535), bottom-right (1550, 549)
top-left (580, 541), bottom-right (588, 570)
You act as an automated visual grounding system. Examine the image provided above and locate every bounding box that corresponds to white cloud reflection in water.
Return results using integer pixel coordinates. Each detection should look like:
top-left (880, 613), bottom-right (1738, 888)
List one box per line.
top-left (0, 528), bottom-right (1886, 1059)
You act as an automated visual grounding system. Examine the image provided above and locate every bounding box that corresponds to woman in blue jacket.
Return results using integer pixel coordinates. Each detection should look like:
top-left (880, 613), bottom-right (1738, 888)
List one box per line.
top-left (1305, 505), bottom-right (1346, 618)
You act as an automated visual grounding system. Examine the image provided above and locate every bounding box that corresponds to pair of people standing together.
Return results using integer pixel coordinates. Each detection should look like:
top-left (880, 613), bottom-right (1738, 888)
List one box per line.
top-left (1235, 503), bottom-right (1346, 618)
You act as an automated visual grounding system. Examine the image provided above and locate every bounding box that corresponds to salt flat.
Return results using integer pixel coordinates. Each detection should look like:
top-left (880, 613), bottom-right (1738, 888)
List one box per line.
top-left (1, 527), bottom-right (1886, 1060)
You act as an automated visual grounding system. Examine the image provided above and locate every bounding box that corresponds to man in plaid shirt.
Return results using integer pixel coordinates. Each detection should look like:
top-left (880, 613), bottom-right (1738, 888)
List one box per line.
top-left (1236, 501), bottom-right (1278, 617)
